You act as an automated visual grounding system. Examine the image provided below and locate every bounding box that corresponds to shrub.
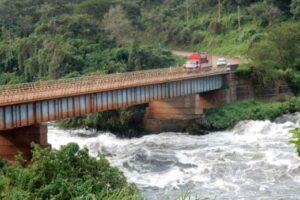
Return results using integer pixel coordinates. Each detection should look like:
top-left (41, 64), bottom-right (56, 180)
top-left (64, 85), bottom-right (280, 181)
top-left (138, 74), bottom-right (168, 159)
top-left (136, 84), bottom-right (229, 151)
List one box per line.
top-left (203, 97), bottom-right (300, 130)
top-left (0, 72), bottom-right (24, 85)
top-left (284, 69), bottom-right (300, 95)
top-left (0, 143), bottom-right (140, 200)
top-left (290, 128), bottom-right (300, 157)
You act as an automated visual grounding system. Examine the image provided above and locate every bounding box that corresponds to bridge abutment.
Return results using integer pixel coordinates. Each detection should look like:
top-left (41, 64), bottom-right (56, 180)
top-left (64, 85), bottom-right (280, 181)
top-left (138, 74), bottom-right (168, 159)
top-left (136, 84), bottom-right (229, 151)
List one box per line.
top-left (0, 124), bottom-right (50, 162)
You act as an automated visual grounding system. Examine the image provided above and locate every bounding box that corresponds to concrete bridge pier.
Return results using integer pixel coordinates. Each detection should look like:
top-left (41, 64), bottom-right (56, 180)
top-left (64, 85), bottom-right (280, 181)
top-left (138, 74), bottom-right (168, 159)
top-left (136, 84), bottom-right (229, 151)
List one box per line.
top-left (144, 89), bottom-right (232, 133)
top-left (144, 94), bottom-right (203, 132)
top-left (199, 90), bottom-right (227, 109)
top-left (0, 124), bottom-right (50, 162)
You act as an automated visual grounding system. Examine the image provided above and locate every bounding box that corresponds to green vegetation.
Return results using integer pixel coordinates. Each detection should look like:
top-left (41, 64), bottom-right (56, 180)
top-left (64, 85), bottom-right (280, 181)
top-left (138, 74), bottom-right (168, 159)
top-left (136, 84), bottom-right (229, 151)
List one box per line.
top-left (138, 0), bottom-right (300, 93)
top-left (203, 97), bottom-right (300, 130)
top-left (137, 0), bottom-right (296, 55)
top-left (58, 105), bottom-right (147, 138)
top-left (0, 0), bottom-right (299, 134)
top-left (241, 22), bottom-right (300, 92)
top-left (0, 0), bottom-right (178, 83)
top-left (290, 128), bottom-right (300, 157)
top-left (1, 0), bottom-right (298, 82)
top-left (1, 1), bottom-right (300, 199)
top-left (0, 143), bottom-right (208, 200)
top-left (0, 0), bottom-right (180, 135)
top-left (0, 143), bottom-right (141, 200)
top-left (138, 1), bottom-right (300, 96)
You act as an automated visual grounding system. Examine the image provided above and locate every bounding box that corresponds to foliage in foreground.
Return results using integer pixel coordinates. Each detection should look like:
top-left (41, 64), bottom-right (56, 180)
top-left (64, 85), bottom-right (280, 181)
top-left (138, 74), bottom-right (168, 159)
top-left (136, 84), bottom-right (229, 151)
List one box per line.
top-left (290, 128), bottom-right (300, 157)
top-left (0, 143), bottom-right (141, 200)
top-left (204, 97), bottom-right (300, 130)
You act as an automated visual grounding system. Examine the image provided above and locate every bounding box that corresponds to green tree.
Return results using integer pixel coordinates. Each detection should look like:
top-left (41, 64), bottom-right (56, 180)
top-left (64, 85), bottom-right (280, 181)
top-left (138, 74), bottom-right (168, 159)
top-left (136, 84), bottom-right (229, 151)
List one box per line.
top-left (291, 0), bottom-right (300, 19)
top-left (103, 5), bottom-right (133, 46)
top-left (128, 39), bottom-right (141, 71)
top-left (247, 21), bottom-right (300, 90)
top-left (75, 0), bottom-right (114, 19)
top-left (247, 41), bottom-right (279, 88)
top-left (270, 0), bottom-right (292, 15)
top-left (248, 1), bottom-right (282, 26)
top-left (266, 22), bottom-right (300, 69)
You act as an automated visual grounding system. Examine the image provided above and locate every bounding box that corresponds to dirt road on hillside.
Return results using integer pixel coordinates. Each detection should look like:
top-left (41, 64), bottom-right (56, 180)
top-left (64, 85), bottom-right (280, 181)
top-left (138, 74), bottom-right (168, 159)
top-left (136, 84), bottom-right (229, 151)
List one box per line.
top-left (172, 50), bottom-right (241, 66)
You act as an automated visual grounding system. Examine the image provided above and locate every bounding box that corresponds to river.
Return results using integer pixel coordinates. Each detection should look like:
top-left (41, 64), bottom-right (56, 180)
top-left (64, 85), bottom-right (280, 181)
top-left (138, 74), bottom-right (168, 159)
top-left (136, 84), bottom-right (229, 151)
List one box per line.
top-left (48, 113), bottom-right (300, 200)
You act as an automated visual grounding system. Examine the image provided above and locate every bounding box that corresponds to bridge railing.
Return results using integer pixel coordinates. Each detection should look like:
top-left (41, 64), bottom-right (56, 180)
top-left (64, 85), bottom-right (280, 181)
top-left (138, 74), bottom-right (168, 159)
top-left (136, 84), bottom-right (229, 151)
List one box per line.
top-left (0, 67), bottom-right (228, 106)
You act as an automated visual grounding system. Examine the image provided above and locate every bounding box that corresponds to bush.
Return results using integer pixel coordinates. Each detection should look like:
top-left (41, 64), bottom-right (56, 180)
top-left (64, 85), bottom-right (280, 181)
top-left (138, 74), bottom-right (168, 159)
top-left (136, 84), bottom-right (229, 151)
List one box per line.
top-left (284, 69), bottom-right (300, 94)
top-left (290, 128), bottom-right (300, 157)
top-left (203, 97), bottom-right (300, 130)
top-left (0, 72), bottom-right (24, 85)
top-left (0, 143), bottom-right (140, 200)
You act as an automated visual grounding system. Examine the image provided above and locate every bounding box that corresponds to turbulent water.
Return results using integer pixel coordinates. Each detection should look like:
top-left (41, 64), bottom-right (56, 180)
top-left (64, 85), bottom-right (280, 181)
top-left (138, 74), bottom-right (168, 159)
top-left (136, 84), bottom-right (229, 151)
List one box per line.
top-left (48, 113), bottom-right (300, 200)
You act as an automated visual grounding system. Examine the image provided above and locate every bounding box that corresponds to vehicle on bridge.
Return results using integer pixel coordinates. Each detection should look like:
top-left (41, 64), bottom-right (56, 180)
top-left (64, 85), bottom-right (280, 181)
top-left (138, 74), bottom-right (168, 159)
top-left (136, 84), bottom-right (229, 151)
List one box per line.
top-left (184, 53), bottom-right (211, 69)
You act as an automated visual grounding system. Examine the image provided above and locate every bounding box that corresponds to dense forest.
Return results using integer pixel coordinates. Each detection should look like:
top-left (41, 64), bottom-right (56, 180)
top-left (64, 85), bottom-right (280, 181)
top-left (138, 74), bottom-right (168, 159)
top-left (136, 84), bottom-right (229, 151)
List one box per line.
top-left (137, 0), bottom-right (299, 54)
top-left (0, 0), bottom-right (299, 135)
top-left (1, 0), bottom-right (300, 199)
top-left (0, 0), bottom-right (177, 84)
top-left (0, 0), bottom-right (299, 84)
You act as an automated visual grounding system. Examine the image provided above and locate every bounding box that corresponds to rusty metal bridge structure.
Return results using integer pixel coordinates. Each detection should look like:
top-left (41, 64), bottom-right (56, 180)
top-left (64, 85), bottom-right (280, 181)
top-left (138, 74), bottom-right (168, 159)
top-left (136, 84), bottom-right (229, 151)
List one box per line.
top-left (0, 67), bottom-right (230, 131)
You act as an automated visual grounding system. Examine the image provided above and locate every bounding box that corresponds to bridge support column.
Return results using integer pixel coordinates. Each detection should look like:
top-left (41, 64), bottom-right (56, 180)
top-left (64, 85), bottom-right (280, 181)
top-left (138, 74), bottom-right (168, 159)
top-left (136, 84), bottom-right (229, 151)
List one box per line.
top-left (224, 72), bottom-right (237, 103)
top-left (144, 95), bottom-right (202, 132)
top-left (0, 124), bottom-right (50, 162)
top-left (198, 73), bottom-right (238, 110)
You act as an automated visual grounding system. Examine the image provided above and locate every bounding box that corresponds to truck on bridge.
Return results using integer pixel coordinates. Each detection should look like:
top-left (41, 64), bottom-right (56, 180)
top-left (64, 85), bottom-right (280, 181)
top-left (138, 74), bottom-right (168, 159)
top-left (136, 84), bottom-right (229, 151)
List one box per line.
top-left (184, 53), bottom-right (211, 69)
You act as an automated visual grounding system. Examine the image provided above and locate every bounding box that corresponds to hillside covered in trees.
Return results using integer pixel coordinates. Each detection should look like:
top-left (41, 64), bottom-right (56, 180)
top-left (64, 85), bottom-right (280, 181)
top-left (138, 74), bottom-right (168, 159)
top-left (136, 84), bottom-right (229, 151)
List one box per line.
top-left (138, 0), bottom-right (299, 54)
top-left (0, 0), bottom-right (177, 85)
top-left (0, 0), bottom-right (299, 84)
top-left (1, 1), bottom-right (300, 198)
top-left (0, 0), bottom-right (299, 134)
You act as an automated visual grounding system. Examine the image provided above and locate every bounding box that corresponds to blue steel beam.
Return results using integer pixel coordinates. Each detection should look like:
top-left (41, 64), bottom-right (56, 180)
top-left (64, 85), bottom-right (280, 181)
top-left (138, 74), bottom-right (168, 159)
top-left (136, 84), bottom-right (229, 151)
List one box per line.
top-left (0, 75), bottom-right (224, 130)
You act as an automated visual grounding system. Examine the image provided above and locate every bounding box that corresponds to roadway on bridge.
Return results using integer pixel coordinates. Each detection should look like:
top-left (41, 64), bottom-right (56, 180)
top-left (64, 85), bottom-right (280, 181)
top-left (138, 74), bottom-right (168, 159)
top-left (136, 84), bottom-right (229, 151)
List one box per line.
top-left (171, 50), bottom-right (241, 66)
top-left (0, 67), bottom-right (229, 107)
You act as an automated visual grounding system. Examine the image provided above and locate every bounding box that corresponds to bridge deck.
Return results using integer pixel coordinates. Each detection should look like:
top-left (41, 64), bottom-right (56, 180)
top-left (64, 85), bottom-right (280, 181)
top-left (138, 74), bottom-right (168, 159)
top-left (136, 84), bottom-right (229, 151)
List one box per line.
top-left (0, 67), bottom-right (228, 106)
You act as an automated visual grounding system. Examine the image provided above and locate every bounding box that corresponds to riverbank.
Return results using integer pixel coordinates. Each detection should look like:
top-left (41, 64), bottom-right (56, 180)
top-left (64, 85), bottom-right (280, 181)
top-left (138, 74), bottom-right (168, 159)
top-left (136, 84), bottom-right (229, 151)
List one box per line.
top-left (202, 96), bottom-right (300, 131)
top-left (57, 96), bottom-right (300, 137)
top-left (3, 99), bottom-right (300, 200)
top-left (48, 113), bottom-right (300, 199)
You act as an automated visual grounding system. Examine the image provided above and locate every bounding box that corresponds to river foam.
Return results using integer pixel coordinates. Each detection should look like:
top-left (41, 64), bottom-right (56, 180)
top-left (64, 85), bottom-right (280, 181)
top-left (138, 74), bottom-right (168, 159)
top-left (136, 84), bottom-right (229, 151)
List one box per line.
top-left (48, 113), bottom-right (300, 200)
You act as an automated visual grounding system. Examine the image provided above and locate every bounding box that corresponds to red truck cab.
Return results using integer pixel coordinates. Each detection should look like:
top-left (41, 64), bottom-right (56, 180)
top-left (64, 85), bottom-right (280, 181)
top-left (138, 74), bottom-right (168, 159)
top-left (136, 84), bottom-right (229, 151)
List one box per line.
top-left (184, 53), bottom-right (209, 69)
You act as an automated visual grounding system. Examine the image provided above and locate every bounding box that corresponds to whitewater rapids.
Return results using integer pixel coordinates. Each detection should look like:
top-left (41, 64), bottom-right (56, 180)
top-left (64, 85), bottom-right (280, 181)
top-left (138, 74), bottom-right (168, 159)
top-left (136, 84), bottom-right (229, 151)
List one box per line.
top-left (48, 113), bottom-right (300, 200)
